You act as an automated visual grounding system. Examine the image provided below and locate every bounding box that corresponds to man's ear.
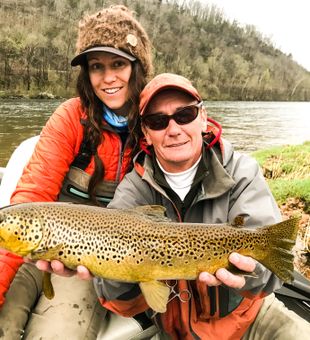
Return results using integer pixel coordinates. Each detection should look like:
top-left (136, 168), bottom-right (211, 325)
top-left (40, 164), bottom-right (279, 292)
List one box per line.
top-left (142, 125), bottom-right (153, 145)
top-left (200, 106), bottom-right (208, 132)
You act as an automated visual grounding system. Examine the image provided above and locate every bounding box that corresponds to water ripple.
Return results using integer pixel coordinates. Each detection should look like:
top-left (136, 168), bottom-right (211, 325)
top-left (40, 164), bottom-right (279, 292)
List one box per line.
top-left (0, 99), bottom-right (309, 166)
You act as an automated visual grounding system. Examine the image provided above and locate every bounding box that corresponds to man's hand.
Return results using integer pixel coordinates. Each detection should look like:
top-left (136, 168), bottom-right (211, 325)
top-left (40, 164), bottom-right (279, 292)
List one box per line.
top-left (25, 259), bottom-right (93, 280)
top-left (198, 252), bottom-right (256, 289)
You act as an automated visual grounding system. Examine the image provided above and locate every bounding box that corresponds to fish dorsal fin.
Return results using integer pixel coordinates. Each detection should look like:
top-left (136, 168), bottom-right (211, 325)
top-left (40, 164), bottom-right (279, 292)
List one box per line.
top-left (126, 205), bottom-right (171, 223)
top-left (231, 216), bottom-right (245, 228)
top-left (139, 281), bottom-right (170, 313)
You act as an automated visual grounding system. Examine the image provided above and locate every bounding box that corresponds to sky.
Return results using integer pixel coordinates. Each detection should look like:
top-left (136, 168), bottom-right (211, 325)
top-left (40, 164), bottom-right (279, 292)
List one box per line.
top-left (197, 0), bottom-right (310, 71)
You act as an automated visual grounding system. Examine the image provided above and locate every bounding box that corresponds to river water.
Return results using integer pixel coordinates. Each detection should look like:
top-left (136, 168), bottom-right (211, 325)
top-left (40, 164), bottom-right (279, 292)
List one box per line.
top-left (0, 99), bottom-right (309, 167)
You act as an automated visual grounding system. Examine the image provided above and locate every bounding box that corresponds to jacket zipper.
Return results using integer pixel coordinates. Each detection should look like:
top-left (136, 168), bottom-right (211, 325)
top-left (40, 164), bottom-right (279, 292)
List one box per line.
top-left (115, 134), bottom-right (130, 182)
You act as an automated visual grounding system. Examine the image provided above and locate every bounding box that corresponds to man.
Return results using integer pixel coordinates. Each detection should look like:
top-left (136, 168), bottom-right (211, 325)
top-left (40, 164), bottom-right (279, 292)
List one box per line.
top-left (96, 73), bottom-right (309, 339)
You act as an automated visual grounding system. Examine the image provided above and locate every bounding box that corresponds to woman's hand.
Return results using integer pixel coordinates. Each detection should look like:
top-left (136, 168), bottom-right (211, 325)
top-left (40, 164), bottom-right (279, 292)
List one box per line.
top-left (25, 259), bottom-right (93, 280)
top-left (198, 252), bottom-right (257, 289)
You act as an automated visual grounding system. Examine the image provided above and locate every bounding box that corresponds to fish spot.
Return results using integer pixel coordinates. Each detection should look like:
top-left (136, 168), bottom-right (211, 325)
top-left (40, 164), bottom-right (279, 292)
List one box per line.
top-left (73, 304), bottom-right (79, 309)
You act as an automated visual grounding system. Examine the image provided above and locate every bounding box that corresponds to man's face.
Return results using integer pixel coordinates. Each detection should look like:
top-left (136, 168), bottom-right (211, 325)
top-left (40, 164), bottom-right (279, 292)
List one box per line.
top-left (142, 90), bottom-right (205, 173)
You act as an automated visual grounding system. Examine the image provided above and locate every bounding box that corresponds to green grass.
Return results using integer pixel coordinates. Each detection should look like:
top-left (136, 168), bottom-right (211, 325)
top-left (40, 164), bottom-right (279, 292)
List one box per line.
top-left (252, 141), bottom-right (310, 213)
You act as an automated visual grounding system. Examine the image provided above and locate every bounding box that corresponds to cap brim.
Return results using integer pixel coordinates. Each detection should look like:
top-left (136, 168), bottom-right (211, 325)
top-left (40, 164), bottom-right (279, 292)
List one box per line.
top-left (140, 84), bottom-right (201, 116)
top-left (71, 46), bottom-right (136, 66)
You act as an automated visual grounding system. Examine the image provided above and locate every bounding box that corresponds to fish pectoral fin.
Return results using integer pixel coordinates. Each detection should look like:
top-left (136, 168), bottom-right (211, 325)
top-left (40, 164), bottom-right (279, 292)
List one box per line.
top-left (42, 272), bottom-right (54, 299)
top-left (31, 244), bottom-right (63, 261)
top-left (227, 264), bottom-right (258, 278)
top-left (139, 281), bottom-right (170, 313)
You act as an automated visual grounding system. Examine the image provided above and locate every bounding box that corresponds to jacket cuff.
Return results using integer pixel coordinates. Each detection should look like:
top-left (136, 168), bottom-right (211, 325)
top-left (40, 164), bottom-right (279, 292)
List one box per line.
top-left (235, 262), bottom-right (283, 299)
top-left (0, 251), bottom-right (24, 307)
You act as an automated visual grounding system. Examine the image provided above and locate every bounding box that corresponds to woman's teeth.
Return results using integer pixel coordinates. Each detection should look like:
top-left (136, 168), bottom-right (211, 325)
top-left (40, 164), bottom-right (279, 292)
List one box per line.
top-left (104, 87), bottom-right (121, 94)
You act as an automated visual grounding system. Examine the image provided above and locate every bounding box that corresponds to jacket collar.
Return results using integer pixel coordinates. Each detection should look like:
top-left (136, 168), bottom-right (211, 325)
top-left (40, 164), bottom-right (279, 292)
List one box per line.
top-left (199, 145), bottom-right (235, 200)
top-left (134, 140), bottom-right (235, 201)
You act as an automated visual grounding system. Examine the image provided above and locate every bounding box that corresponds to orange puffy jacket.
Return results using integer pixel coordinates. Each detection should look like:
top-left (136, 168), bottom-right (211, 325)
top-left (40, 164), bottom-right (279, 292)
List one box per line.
top-left (0, 249), bottom-right (24, 306)
top-left (0, 97), bottom-right (132, 308)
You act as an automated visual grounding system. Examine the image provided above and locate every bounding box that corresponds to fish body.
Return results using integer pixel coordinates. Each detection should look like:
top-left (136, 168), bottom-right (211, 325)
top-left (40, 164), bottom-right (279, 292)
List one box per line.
top-left (0, 202), bottom-right (300, 312)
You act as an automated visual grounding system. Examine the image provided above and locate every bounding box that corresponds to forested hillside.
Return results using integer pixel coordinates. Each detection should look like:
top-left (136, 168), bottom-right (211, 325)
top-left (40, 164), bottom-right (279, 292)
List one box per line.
top-left (1, 0), bottom-right (310, 100)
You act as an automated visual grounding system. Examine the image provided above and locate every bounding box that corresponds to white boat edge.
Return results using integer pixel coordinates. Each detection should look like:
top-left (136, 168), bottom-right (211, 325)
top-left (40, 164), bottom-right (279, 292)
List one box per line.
top-left (0, 167), bottom-right (4, 183)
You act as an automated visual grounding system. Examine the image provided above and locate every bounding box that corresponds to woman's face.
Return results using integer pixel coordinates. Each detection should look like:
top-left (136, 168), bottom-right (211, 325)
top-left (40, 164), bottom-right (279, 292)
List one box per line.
top-left (87, 51), bottom-right (132, 110)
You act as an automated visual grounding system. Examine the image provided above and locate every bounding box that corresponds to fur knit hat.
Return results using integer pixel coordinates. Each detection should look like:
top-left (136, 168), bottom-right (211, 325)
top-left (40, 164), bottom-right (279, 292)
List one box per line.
top-left (71, 5), bottom-right (153, 78)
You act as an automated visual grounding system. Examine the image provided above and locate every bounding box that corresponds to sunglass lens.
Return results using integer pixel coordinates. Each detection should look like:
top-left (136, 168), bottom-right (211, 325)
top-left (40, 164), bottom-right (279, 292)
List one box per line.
top-left (144, 115), bottom-right (168, 130)
top-left (174, 106), bottom-right (198, 125)
top-left (143, 103), bottom-right (200, 130)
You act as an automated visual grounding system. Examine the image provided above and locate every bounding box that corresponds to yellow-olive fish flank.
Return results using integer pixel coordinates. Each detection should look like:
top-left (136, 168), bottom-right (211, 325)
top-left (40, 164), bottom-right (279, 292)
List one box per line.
top-left (0, 202), bottom-right (300, 313)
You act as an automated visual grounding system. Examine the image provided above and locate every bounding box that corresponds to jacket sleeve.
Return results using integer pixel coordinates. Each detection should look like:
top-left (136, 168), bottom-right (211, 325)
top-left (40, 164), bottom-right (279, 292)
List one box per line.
top-left (0, 249), bottom-right (24, 307)
top-left (227, 152), bottom-right (283, 298)
top-left (108, 170), bottom-right (155, 209)
top-left (10, 98), bottom-right (83, 204)
top-left (1, 99), bottom-right (83, 308)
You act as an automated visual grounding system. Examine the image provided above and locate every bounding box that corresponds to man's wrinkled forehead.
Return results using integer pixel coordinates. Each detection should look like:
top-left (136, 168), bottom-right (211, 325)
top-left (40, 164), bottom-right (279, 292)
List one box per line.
top-left (144, 89), bottom-right (197, 115)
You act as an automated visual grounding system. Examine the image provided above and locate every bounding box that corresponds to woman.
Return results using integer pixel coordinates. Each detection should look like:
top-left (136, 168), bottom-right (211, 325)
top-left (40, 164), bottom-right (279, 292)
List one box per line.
top-left (0, 5), bottom-right (153, 339)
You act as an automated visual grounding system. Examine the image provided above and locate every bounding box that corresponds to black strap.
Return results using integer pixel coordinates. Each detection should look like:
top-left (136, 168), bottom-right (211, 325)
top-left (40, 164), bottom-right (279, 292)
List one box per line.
top-left (218, 285), bottom-right (229, 317)
top-left (208, 286), bottom-right (217, 316)
top-left (71, 119), bottom-right (93, 170)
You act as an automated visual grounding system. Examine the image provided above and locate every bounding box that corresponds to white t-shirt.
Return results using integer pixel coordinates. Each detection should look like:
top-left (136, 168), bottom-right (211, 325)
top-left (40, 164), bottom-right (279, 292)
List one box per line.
top-left (156, 156), bottom-right (202, 201)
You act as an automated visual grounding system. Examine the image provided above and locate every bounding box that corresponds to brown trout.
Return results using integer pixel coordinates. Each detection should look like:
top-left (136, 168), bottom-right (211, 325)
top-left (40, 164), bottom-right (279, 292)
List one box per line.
top-left (0, 202), bottom-right (300, 313)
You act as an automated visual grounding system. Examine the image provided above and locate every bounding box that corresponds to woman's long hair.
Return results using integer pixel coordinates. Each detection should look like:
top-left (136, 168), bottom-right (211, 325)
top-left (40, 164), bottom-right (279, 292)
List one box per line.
top-left (76, 61), bottom-right (147, 205)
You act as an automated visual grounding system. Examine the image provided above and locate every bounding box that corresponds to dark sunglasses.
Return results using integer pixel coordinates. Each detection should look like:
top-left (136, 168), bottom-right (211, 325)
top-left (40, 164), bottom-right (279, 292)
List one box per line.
top-left (142, 101), bottom-right (203, 130)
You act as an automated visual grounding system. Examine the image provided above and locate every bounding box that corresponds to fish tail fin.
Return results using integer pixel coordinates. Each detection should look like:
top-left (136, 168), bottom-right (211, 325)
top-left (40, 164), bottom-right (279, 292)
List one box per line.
top-left (261, 216), bottom-right (301, 283)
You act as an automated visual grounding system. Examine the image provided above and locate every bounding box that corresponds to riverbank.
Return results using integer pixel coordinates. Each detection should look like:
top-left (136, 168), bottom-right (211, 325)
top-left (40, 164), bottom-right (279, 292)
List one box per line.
top-left (0, 91), bottom-right (65, 100)
top-left (252, 141), bottom-right (310, 279)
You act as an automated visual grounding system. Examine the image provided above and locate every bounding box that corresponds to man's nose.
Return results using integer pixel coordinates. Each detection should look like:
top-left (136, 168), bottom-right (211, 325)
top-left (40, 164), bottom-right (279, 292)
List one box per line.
top-left (165, 118), bottom-right (181, 135)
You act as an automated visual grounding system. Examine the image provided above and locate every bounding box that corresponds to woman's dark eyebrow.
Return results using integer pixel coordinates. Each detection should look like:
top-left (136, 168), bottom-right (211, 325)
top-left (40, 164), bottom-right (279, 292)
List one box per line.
top-left (87, 57), bottom-right (99, 62)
